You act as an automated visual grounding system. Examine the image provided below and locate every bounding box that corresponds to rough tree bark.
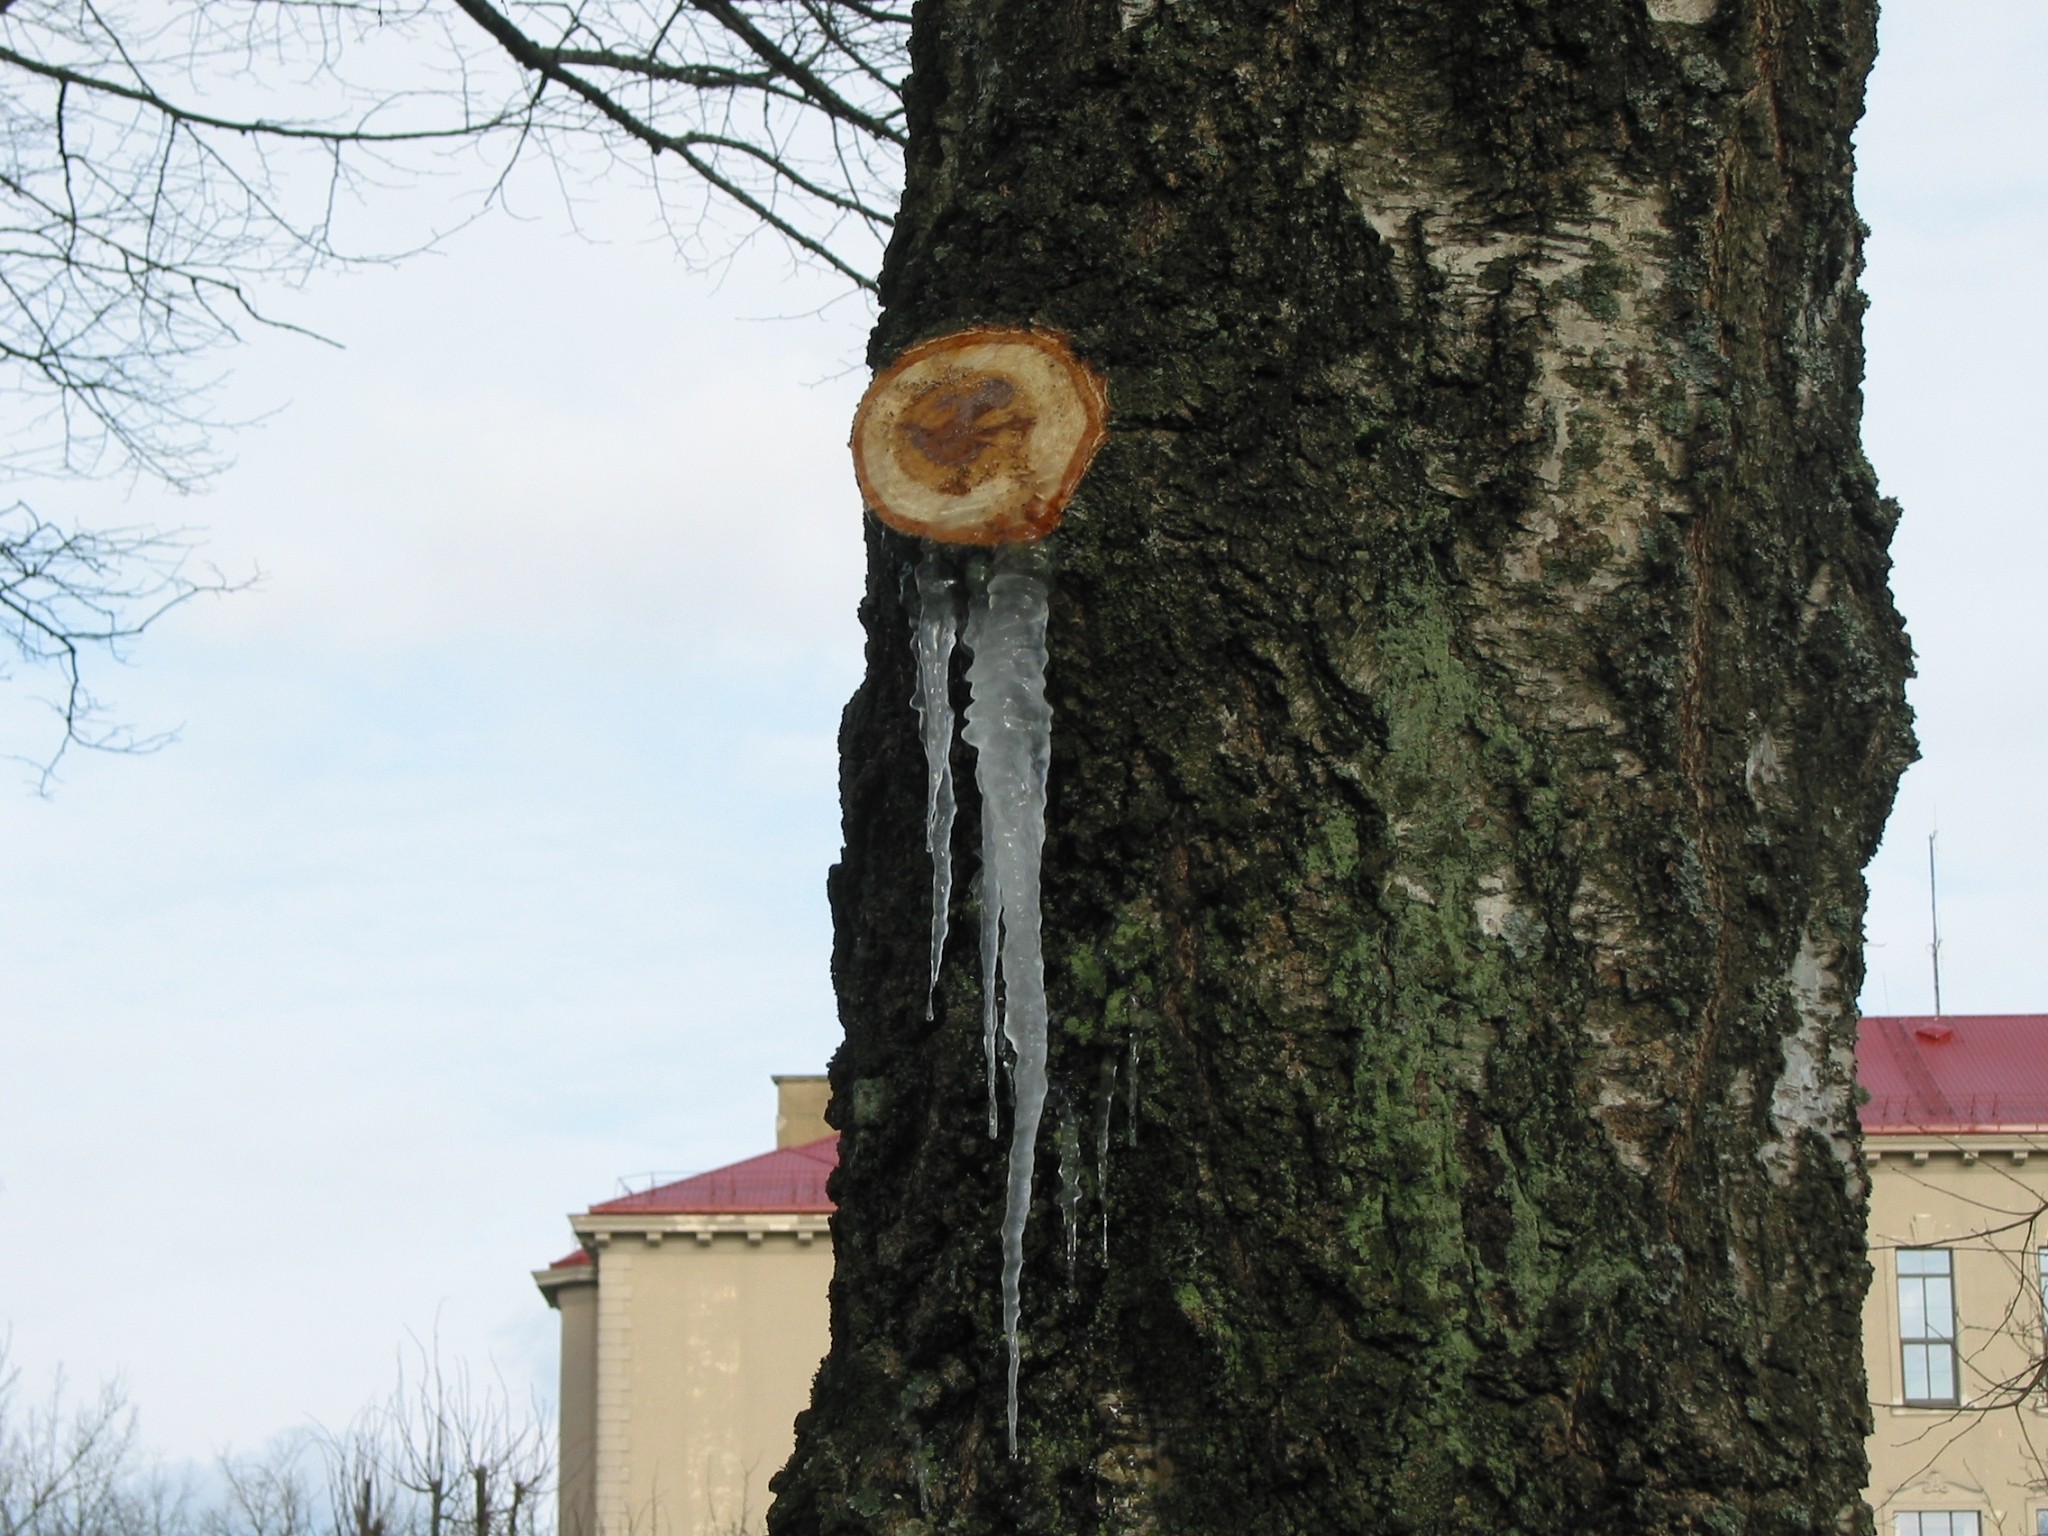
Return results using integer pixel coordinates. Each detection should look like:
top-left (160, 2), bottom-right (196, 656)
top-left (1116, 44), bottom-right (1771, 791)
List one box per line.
top-left (776, 0), bottom-right (1912, 1531)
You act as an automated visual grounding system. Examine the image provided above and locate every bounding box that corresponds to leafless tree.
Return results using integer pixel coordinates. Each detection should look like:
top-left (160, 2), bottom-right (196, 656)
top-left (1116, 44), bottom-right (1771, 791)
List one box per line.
top-left (3, 0), bottom-right (905, 469)
top-left (204, 1446), bottom-right (319, 1536)
top-left (436, 0), bottom-right (907, 291)
top-left (0, 1342), bottom-right (551, 1536)
top-left (2, 0), bottom-right (496, 779)
top-left (0, 500), bottom-right (241, 787)
top-left (0, 1349), bottom-right (187, 1536)
top-left (319, 1343), bottom-right (549, 1536)
top-left (1, 0), bottom-right (906, 781)
top-left (319, 1416), bottom-right (391, 1536)
top-left (4, 2), bottom-right (496, 483)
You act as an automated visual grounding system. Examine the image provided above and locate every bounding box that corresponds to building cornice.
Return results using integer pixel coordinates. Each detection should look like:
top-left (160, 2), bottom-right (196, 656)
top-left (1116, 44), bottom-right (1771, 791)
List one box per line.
top-left (571, 1211), bottom-right (832, 1245)
top-left (531, 1262), bottom-right (596, 1307)
top-left (1864, 1130), bottom-right (2048, 1164)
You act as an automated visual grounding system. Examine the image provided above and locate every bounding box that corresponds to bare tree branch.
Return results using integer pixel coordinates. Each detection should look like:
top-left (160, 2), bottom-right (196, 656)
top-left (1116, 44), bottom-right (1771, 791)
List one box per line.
top-left (443, 0), bottom-right (902, 292)
top-left (0, 1341), bottom-right (554, 1536)
top-left (0, 0), bottom-right (907, 779)
top-left (0, 501), bottom-right (246, 788)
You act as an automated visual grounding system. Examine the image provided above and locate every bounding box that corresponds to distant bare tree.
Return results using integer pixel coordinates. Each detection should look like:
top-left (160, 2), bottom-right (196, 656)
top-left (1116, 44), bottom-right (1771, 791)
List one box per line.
top-left (0, 1350), bottom-right (185, 1536)
top-left (320, 1344), bottom-right (549, 1536)
top-left (0, 1343), bottom-right (549, 1536)
top-left (205, 1445), bottom-right (319, 1536)
top-left (319, 1417), bottom-right (392, 1536)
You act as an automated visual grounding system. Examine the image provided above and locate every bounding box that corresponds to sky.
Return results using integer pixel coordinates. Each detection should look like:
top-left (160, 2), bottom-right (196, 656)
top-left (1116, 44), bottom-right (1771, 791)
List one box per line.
top-left (0, 0), bottom-right (2042, 1465)
top-left (1853, 4), bottom-right (2048, 1019)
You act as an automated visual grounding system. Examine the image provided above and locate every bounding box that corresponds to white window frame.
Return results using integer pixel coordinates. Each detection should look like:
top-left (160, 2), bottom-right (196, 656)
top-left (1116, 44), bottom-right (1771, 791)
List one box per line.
top-left (1895, 1512), bottom-right (1982, 1536)
top-left (1898, 1248), bottom-right (1960, 1408)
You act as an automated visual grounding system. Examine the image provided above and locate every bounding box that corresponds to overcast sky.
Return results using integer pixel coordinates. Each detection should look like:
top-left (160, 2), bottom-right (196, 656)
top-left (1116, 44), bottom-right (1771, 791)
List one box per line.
top-left (0, 0), bottom-right (2041, 1465)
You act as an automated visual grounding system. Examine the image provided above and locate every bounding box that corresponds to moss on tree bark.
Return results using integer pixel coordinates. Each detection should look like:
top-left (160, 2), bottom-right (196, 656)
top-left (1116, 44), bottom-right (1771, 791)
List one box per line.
top-left (772, 1), bottom-right (1912, 1531)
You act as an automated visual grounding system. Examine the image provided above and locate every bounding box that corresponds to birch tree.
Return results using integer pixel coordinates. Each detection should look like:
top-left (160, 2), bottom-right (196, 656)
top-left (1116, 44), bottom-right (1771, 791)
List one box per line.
top-left (772, 1), bottom-right (1913, 1531)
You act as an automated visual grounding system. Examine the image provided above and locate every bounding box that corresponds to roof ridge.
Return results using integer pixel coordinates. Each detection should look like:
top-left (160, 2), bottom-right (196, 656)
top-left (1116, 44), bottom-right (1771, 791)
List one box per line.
top-left (587, 1133), bottom-right (841, 1217)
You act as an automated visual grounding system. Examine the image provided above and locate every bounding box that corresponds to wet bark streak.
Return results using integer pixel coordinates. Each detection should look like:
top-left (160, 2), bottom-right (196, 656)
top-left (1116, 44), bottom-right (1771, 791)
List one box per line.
top-left (1668, 512), bottom-right (1732, 1208)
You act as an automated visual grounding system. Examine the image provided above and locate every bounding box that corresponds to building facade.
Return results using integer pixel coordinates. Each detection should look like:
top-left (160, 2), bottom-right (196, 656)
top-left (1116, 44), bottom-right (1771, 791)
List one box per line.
top-left (1863, 1015), bottom-right (2048, 1536)
top-left (545, 1027), bottom-right (2048, 1536)
top-left (535, 1077), bottom-right (835, 1536)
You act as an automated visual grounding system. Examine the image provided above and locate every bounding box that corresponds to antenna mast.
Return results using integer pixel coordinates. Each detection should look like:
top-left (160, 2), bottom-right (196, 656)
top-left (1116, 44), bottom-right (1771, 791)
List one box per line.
top-left (1927, 829), bottom-right (1944, 1018)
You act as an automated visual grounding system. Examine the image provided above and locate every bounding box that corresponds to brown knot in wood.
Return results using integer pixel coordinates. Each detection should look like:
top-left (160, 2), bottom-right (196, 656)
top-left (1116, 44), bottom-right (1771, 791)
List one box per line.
top-left (851, 326), bottom-right (1109, 545)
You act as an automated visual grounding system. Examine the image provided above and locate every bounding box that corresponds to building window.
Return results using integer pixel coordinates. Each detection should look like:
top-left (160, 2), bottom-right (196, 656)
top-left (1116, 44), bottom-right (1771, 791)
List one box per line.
top-left (1895, 1515), bottom-right (1980, 1536)
top-left (1898, 1248), bottom-right (1959, 1406)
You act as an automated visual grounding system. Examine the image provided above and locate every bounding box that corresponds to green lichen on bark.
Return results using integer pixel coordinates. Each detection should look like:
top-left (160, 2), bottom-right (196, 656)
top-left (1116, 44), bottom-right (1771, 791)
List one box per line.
top-left (772, 0), bottom-right (1911, 1531)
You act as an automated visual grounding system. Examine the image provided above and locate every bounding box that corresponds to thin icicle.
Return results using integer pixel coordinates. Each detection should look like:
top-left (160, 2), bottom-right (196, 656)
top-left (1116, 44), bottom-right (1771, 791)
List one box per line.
top-left (965, 573), bottom-right (1003, 1139)
top-left (960, 543), bottom-right (1053, 1458)
top-left (1094, 1055), bottom-right (1116, 1264)
top-left (1056, 1105), bottom-right (1084, 1278)
top-left (911, 556), bottom-right (963, 1021)
top-left (978, 863), bottom-right (1002, 1138)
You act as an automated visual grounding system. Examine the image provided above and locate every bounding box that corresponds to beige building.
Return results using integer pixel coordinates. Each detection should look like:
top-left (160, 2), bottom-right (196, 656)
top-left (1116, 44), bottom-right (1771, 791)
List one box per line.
top-left (542, 1022), bottom-right (2048, 1536)
top-left (1863, 1015), bottom-right (2048, 1536)
top-left (535, 1076), bottom-right (835, 1536)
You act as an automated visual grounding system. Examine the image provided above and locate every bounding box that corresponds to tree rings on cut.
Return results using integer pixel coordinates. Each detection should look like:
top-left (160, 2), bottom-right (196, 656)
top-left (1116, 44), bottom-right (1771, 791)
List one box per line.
top-left (852, 326), bottom-right (1109, 546)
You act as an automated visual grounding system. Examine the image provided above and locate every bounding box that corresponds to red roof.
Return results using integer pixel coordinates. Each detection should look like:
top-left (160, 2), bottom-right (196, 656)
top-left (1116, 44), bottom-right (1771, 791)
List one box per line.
top-left (589, 1134), bottom-right (840, 1215)
top-left (538, 1021), bottom-right (2048, 1273)
top-left (1859, 1015), bottom-right (2048, 1134)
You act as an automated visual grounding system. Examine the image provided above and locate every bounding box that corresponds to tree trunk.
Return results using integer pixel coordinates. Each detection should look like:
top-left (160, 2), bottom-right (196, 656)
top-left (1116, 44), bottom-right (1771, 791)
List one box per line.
top-left (773, 0), bottom-right (1912, 1531)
